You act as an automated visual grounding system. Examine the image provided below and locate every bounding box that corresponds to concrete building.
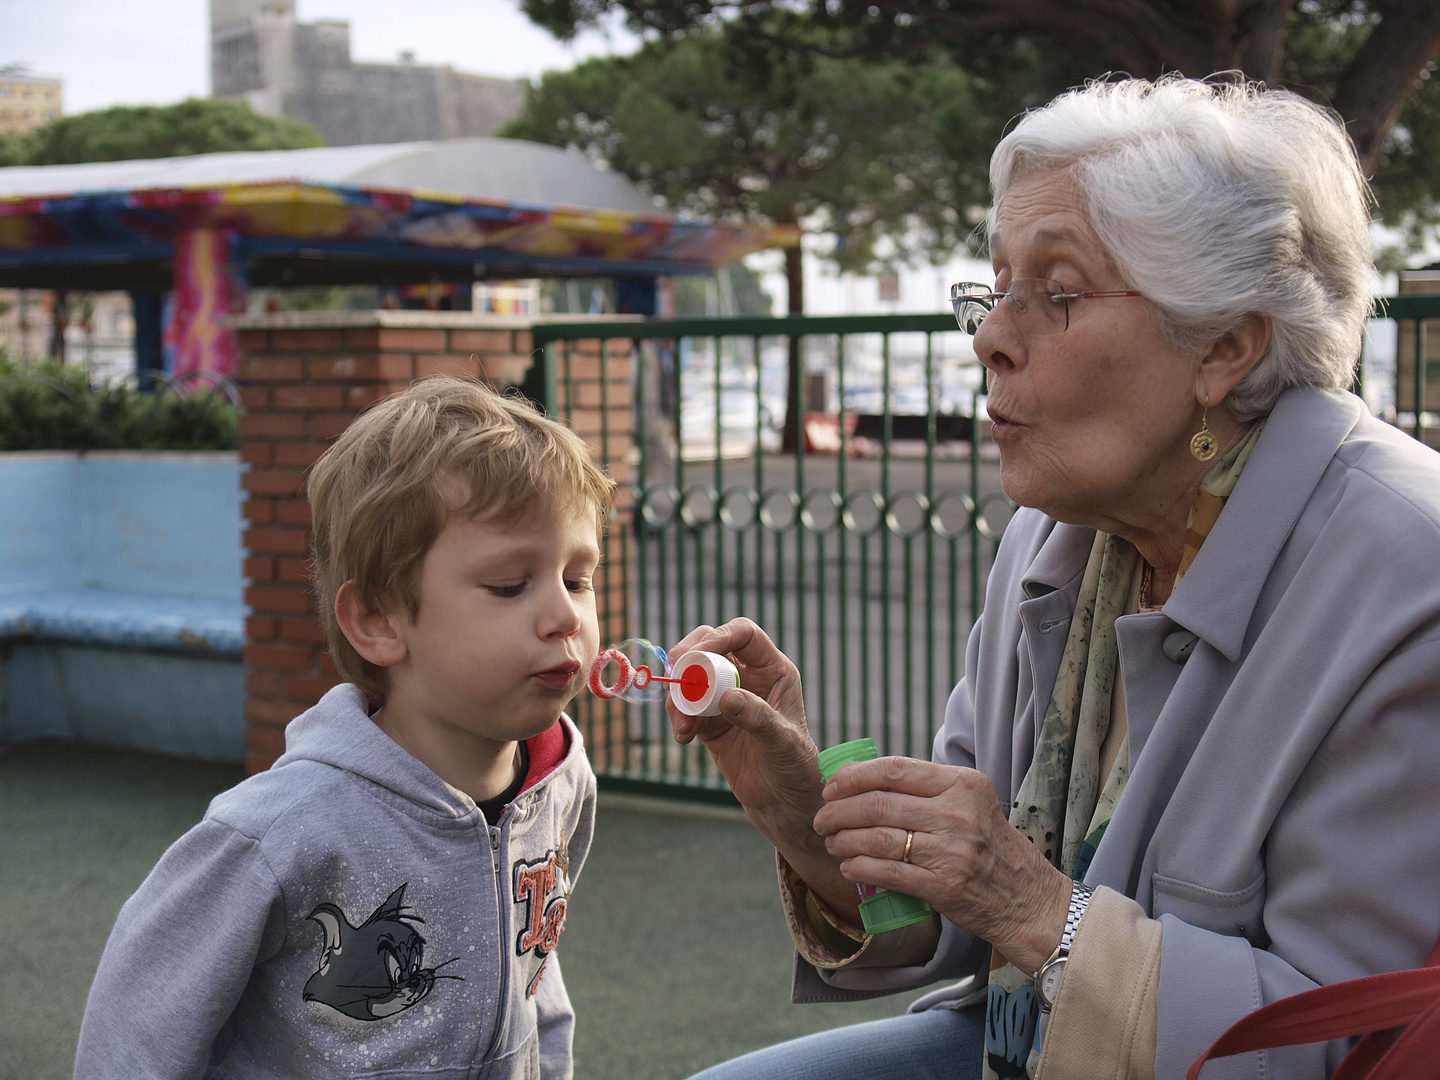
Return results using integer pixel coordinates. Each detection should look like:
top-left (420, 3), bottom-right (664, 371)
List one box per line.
top-left (0, 65), bottom-right (62, 136)
top-left (210, 0), bottom-right (526, 146)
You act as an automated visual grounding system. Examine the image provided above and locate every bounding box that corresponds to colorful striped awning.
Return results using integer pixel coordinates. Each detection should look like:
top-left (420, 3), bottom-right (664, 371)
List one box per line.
top-left (0, 141), bottom-right (800, 378)
top-left (0, 178), bottom-right (799, 286)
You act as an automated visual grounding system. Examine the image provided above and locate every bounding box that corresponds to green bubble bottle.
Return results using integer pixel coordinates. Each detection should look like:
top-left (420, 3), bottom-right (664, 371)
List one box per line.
top-left (816, 738), bottom-right (934, 934)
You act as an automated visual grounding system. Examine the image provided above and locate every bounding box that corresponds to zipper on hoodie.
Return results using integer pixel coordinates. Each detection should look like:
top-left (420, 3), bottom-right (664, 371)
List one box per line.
top-left (482, 820), bottom-right (510, 1064)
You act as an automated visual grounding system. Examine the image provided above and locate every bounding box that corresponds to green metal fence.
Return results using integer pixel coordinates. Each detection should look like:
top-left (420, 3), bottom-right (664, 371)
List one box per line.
top-left (527, 314), bottom-right (1012, 802)
top-left (527, 298), bottom-right (1438, 802)
top-left (1375, 294), bottom-right (1440, 446)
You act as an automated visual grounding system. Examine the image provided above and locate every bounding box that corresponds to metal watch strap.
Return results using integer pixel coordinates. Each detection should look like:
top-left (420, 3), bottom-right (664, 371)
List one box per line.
top-left (1058, 878), bottom-right (1094, 953)
top-left (1034, 879), bottom-right (1094, 1012)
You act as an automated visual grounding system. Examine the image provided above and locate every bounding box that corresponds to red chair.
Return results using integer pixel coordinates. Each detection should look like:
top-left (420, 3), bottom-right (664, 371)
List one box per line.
top-left (1190, 940), bottom-right (1440, 1079)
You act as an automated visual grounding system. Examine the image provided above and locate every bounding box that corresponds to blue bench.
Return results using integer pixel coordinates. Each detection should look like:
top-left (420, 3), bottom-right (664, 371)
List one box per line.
top-left (0, 588), bottom-right (243, 654)
top-left (0, 452), bottom-right (247, 762)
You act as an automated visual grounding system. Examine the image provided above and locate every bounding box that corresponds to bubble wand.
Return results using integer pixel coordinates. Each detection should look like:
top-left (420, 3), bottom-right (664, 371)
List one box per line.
top-left (588, 638), bottom-right (739, 717)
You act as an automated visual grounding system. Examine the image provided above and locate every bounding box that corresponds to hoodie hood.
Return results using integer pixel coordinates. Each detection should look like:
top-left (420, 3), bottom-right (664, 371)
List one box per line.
top-left (274, 683), bottom-right (578, 822)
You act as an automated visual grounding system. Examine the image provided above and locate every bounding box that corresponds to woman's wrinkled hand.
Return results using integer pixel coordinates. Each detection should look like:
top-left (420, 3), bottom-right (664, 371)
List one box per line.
top-left (665, 619), bottom-right (825, 844)
top-left (814, 756), bottom-right (1071, 973)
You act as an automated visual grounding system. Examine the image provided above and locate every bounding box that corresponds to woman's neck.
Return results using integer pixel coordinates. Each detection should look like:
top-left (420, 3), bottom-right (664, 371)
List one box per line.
top-left (1105, 414), bottom-right (1252, 605)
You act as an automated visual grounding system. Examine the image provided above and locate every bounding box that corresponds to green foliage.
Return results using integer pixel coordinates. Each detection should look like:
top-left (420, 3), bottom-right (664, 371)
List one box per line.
top-left (518, 0), bottom-right (1440, 265)
top-left (4, 98), bottom-right (322, 166)
top-left (1369, 76), bottom-right (1440, 264)
top-left (0, 356), bottom-right (239, 452)
top-left (1283, 1), bottom-right (1440, 262)
top-left (0, 131), bottom-right (26, 167)
top-left (503, 23), bottom-right (1006, 274)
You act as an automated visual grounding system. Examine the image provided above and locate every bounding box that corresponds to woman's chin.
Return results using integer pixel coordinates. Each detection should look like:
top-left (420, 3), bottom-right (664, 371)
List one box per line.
top-left (995, 454), bottom-right (1040, 509)
top-left (997, 460), bottom-right (1082, 520)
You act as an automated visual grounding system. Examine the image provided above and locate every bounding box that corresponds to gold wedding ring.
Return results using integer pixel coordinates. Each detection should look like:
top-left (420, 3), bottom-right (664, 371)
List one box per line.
top-left (902, 830), bottom-right (915, 864)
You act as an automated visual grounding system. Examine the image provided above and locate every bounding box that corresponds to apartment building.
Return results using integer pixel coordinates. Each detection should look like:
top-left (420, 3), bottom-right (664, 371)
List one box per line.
top-left (0, 65), bottom-right (62, 136)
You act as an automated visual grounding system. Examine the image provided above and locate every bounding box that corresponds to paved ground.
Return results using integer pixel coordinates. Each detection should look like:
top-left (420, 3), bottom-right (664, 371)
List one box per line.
top-left (1, 740), bottom-right (927, 1080)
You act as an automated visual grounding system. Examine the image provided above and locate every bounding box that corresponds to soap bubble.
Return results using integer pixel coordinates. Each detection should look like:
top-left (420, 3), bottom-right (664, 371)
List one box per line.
top-left (617, 638), bottom-right (671, 703)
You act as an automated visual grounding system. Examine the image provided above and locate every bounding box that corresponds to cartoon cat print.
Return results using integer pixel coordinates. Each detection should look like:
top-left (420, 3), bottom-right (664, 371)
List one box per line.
top-left (303, 883), bottom-right (461, 1021)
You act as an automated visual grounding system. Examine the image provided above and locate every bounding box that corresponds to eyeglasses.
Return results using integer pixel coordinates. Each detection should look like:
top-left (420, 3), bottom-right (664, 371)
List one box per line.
top-left (950, 278), bottom-right (1144, 336)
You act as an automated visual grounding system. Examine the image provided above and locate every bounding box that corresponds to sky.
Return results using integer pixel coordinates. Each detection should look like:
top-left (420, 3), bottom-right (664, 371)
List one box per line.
top-left (0, 0), bottom-right (638, 113)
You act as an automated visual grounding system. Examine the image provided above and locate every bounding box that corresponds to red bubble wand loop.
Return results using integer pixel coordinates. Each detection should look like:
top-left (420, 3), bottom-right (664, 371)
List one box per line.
top-left (587, 646), bottom-right (635, 699)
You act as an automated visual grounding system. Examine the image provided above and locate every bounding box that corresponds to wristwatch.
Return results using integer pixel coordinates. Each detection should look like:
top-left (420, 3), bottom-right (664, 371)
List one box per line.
top-left (1034, 879), bottom-right (1094, 1013)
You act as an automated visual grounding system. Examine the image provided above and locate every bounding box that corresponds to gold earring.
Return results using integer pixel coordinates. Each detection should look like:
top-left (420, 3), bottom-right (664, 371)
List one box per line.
top-left (1190, 398), bottom-right (1217, 462)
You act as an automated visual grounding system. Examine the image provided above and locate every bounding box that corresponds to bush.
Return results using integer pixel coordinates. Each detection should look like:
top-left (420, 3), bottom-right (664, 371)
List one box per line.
top-left (0, 357), bottom-right (240, 452)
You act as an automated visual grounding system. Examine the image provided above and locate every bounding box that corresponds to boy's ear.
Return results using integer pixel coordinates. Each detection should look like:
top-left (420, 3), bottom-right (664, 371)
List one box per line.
top-left (335, 581), bottom-right (408, 668)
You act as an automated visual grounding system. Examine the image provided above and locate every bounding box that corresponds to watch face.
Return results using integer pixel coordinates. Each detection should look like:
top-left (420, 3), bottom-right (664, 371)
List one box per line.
top-left (1039, 958), bottom-right (1066, 1008)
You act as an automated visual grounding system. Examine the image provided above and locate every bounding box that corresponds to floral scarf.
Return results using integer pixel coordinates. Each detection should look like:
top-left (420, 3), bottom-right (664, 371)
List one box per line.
top-left (981, 420), bottom-right (1265, 1080)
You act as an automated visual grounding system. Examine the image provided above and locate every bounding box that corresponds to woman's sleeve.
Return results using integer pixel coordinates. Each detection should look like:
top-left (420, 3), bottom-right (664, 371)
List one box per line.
top-left (1036, 887), bottom-right (1161, 1080)
top-left (784, 510), bottom-right (1057, 1004)
top-left (73, 819), bottom-right (286, 1080)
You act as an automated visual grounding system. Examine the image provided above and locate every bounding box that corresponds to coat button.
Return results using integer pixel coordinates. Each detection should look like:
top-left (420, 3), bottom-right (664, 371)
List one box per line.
top-left (1163, 630), bottom-right (1198, 663)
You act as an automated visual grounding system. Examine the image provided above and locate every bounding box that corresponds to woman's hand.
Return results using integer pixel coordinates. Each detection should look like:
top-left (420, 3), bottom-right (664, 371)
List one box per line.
top-left (666, 619), bottom-right (860, 918)
top-left (666, 618), bottom-right (817, 819)
top-left (815, 755), bottom-right (1071, 971)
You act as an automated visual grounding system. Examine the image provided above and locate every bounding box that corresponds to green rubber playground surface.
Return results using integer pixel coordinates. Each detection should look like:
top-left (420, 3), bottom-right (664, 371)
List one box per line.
top-left (0, 740), bottom-right (925, 1080)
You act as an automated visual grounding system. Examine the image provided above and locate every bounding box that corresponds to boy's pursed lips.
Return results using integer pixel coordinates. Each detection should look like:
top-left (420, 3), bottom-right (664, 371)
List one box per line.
top-left (532, 662), bottom-right (581, 690)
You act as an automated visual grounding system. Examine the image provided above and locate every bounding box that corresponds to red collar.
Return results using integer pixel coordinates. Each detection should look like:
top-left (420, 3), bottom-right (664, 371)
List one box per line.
top-left (519, 720), bottom-right (571, 794)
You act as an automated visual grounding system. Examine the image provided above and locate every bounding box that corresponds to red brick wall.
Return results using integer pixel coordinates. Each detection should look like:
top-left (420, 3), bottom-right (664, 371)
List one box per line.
top-left (235, 314), bottom-right (633, 774)
top-left (543, 335), bottom-right (636, 773)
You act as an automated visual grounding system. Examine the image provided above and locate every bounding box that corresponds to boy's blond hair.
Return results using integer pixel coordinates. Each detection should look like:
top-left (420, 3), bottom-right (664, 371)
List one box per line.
top-left (307, 376), bottom-right (616, 703)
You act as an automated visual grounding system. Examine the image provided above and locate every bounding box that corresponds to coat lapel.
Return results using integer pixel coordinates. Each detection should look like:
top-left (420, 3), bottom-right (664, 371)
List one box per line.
top-left (1163, 388), bottom-right (1361, 661)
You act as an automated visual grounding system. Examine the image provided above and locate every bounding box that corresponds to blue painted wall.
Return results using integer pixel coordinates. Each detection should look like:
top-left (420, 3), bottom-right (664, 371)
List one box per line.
top-left (0, 454), bottom-right (85, 593)
top-left (0, 452), bottom-right (247, 761)
top-left (84, 456), bottom-right (247, 598)
top-left (0, 452), bottom-right (245, 598)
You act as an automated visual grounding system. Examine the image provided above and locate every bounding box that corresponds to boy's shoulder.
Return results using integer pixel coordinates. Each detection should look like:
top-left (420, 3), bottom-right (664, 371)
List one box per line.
top-left (203, 756), bottom-right (354, 842)
top-left (203, 683), bottom-right (384, 841)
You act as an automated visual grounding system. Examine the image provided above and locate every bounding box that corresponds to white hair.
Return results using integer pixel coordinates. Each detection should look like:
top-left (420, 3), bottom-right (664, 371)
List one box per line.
top-left (986, 76), bottom-right (1374, 421)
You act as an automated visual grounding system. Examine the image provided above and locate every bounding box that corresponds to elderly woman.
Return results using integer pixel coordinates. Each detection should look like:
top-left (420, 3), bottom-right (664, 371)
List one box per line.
top-left (668, 77), bottom-right (1440, 1080)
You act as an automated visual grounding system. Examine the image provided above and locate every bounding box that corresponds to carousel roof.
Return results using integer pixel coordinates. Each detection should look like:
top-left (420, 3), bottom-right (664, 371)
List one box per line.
top-left (0, 138), bottom-right (798, 290)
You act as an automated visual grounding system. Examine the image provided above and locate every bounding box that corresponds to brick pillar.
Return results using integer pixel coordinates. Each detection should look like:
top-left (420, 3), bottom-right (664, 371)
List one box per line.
top-left (546, 336), bottom-right (635, 773)
top-left (235, 312), bottom-right (634, 775)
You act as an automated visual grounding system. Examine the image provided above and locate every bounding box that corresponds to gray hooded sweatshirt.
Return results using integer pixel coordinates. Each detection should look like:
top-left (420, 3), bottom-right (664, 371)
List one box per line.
top-left (75, 683), bottom-right (597, 1080)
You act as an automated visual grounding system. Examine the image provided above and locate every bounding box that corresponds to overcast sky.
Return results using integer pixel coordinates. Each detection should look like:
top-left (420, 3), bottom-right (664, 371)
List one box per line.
top-left (0, 0), bottom-right (638, 114)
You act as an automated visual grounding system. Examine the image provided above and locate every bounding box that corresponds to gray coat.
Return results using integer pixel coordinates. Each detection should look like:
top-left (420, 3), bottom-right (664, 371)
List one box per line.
top-left (798, 387), bottom-right (1440, 1079)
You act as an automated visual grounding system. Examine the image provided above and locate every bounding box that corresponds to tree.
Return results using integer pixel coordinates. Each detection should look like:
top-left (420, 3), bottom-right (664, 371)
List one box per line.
top-left (0, 97), bottom-right (322, 166)
top-left (506, 27), bottom-right (988, 299)
top-left (503, 23), bottom-right (997, 445)
top-left (519, 0), bottom-right (1440, 261)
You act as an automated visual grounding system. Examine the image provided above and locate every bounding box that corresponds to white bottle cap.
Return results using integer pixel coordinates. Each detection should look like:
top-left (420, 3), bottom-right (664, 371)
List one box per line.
top-left (668, 650), bottom-right (739, 716)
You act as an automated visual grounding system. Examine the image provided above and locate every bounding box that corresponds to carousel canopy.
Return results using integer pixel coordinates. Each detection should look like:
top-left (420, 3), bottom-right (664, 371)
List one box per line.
top-left (0, 138), bottom-right (798, 290)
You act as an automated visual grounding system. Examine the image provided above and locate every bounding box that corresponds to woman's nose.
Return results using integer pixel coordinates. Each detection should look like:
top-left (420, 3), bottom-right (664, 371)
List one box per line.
top-left (973, 308), bottom-right (1022, 375)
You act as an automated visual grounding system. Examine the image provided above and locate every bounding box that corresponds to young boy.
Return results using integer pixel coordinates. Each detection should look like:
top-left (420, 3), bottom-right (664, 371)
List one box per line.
top-left (75, 376), bottom-right (614, 1079)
